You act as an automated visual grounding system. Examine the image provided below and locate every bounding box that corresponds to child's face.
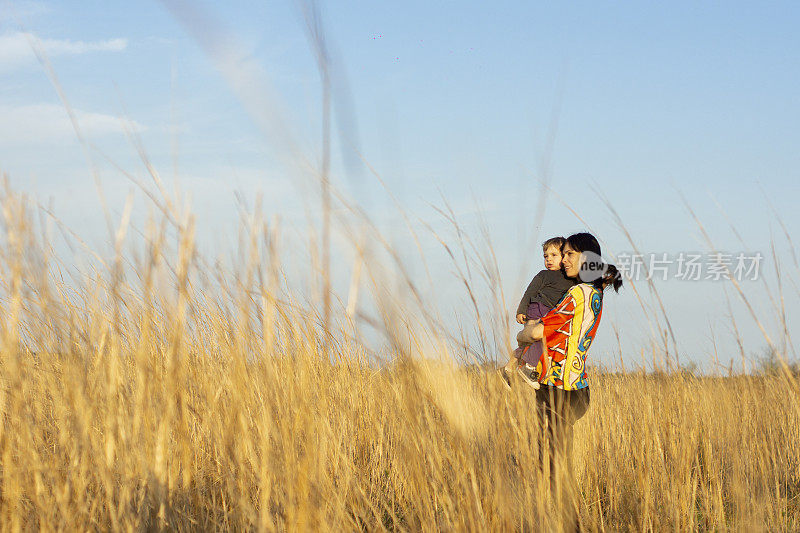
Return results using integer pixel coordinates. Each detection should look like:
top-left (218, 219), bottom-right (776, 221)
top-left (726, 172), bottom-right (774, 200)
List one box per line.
top-left (543, 245), bottom-right (563, 271)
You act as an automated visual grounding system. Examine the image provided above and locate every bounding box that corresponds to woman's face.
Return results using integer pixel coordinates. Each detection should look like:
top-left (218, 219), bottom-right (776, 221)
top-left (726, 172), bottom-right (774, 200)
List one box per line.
top-left (561, 243), bottom-right (582, 278)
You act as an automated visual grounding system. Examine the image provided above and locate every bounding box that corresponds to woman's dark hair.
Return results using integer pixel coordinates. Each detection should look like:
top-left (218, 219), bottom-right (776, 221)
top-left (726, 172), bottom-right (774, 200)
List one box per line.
top-left (565, 232), bottom-right (623, 293)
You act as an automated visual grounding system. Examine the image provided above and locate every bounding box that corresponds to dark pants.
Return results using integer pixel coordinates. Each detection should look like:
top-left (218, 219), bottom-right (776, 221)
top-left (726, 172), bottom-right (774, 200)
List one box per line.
top-left (536, 385), bottom-right (590, 482)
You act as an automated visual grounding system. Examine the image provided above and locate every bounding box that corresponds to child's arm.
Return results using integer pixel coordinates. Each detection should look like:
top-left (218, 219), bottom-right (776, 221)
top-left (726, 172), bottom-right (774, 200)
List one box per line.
top-left (516, 270), bottom-right (548, 319)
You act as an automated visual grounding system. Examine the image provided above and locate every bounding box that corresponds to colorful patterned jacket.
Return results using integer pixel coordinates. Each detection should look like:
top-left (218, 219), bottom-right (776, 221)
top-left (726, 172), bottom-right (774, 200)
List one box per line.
top-left (538, 283), bottom-right (603, 390)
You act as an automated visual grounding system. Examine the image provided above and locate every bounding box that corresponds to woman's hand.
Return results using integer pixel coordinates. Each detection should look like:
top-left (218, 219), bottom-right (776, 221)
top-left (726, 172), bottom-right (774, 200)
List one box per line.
top-left (516, 313), bottom-right (526, 324)
top-left (528, 322), bottom-right (545, 341)
top-left (524, 320), bottom-right (544, 342)
top-left (516, 320), bottom-right (545, 344)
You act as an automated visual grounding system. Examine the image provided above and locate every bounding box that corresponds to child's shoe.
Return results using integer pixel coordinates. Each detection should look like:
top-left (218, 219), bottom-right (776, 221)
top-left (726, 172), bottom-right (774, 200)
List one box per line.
top-left (516, 363), bottom-right (540, 390)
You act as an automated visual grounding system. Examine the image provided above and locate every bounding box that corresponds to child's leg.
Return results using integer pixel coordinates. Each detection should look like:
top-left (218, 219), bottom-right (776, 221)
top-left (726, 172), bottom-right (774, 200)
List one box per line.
top-left (519, 319), bottom-right (544, 376)
top-left (521, 338), bottom-right (544, 367)
top-left (517, 307), bottom-right (550, 385)
top-left (504, 319), bottom-right (539, 371)
top-left (503, 346), bottom-right (526, 372)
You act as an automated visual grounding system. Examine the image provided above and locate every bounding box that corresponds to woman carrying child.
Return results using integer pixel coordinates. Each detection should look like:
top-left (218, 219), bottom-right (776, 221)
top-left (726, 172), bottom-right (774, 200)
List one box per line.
top-left (521, 232), bottom-right (622, 527)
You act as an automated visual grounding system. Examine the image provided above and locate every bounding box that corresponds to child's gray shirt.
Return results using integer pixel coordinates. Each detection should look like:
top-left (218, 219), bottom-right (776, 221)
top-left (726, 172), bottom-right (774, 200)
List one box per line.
top-left (516, 269), bottom-right (577, 316)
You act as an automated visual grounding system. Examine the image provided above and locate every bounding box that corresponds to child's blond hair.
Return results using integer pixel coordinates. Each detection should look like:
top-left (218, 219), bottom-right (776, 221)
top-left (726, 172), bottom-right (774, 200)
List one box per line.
top-left (542, 236), bottom-right (566, 252)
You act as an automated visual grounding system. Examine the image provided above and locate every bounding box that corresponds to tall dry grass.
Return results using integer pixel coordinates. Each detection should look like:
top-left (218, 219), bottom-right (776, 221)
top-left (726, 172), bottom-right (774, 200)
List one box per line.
top-left (0, 181), bottom-right (798, 533)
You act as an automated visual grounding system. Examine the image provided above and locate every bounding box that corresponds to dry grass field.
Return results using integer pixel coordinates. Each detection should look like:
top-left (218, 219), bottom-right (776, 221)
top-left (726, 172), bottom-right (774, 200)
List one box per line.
top-left (0, 186), bottom-right (798, 532)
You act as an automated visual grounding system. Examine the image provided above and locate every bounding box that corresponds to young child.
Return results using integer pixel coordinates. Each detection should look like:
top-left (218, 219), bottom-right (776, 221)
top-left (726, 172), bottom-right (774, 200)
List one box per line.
top-left (500, 236), bottom-right (576, 388)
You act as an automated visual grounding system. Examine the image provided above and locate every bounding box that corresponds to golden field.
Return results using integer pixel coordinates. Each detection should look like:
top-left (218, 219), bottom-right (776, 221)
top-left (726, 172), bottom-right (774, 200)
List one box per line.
top-left (0, 188), bottom-right (798, 531)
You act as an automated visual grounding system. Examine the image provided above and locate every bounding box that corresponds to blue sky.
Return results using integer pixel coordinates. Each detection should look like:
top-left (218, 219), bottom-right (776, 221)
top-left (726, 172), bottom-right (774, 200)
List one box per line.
top-left (1, 1), bottom-right (799, 369)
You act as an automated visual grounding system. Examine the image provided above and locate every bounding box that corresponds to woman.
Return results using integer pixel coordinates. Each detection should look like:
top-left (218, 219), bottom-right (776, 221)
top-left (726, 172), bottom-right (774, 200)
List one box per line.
top-left (521, 233), bottom-right (622, 488)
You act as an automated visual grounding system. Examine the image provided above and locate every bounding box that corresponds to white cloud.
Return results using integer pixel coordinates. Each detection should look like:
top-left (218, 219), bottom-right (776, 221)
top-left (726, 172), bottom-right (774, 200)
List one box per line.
top-left (0, 103), bottom-right (144, 144)
top-left (0, 31), bottom-right (127, 70)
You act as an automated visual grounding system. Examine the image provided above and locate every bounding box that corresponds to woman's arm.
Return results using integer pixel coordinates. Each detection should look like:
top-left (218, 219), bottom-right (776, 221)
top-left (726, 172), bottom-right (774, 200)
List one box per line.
top-left (516, 321), bottom-right (545, 344)
top-left (527, 322), bottom-right (544, 340)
